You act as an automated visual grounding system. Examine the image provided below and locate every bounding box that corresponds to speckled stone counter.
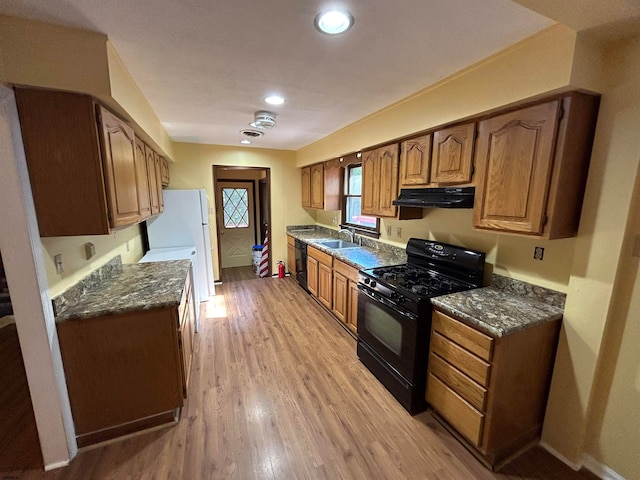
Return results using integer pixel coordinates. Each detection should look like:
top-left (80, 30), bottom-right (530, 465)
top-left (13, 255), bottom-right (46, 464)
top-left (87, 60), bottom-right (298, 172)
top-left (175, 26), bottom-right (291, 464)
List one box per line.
top-left (431, 286), bottom-right (563, 338)
top-left (54, 259), bottom-right (191, 321)
top-left (286, 225), bottom-right (406, 270)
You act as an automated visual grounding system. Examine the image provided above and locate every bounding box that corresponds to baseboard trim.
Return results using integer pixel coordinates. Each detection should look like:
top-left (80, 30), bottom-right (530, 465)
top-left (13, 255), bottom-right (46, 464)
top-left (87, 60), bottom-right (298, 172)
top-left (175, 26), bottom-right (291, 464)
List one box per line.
top-left (582, 454), bottom-right (626, 480)
top-left (44, 459), bottom-right (70, 471)
top-left (540, 441), bottom-right (582, 471)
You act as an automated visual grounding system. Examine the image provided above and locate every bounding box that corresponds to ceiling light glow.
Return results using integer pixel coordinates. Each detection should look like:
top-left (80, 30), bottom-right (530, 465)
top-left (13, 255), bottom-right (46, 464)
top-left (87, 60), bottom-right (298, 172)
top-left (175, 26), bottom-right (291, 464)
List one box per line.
top-left (314, 10), bottom-right (354, 35)
top-left (240, 139), bottom-right (252, 144)
top-left (264, 95), bottom-right (285, 105)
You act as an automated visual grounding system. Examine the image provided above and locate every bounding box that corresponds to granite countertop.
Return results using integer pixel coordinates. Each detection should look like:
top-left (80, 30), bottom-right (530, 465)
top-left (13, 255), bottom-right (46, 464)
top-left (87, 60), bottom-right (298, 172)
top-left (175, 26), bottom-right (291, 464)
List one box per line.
top-left (54, 260), bottom-right (191, 322)
top-left (431, 286), bottom-right (563, 338)
top-left (287, 225), bottom-right (406, 270)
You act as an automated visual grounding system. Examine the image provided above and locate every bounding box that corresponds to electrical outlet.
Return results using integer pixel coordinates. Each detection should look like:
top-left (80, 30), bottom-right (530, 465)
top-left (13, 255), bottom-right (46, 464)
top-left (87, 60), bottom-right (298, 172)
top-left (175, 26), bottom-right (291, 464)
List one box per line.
top-left (533, 247), bottom-right (545, 260)
top-left (54, 254), bottom-right (63, 274)
top-left (126, 240), bottom-right (130, 252)
top-left (386, 225), bottom-right (392, 236)
top-left (397, 227), bottom-right (402, 238)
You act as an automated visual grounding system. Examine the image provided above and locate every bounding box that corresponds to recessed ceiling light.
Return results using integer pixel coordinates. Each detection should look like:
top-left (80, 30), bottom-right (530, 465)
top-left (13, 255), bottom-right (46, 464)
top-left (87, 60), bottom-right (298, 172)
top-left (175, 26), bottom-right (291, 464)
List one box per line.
top-left (314, 10), bottom-right (354, 35)
top-left (264, 95), bottom-right (285, 106)
top-left (240, 139), bottom-right (252, 145)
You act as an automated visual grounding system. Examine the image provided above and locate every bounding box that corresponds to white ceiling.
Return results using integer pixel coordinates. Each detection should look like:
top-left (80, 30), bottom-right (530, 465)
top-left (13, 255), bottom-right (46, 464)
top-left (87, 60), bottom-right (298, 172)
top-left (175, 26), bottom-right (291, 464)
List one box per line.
top-left (0, 0), bottom-right (556, 151)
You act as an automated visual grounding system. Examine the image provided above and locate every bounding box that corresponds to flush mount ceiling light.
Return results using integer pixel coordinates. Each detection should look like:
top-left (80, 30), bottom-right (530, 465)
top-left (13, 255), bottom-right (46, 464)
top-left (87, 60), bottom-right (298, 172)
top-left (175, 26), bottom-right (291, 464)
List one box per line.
top-left (240, 139), bottom-right (252, 145)
top-left (264, 95), bottom-right (285, 106)
top-left (249, 110), bottom-right (277, 129)
top-left (314, 10), bottom-right (354, 35)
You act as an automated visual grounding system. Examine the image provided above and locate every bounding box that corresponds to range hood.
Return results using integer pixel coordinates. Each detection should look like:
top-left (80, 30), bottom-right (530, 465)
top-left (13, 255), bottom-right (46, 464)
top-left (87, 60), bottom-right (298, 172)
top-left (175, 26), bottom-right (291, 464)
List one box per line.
top-left (393, 187), bottom-right (475, 209)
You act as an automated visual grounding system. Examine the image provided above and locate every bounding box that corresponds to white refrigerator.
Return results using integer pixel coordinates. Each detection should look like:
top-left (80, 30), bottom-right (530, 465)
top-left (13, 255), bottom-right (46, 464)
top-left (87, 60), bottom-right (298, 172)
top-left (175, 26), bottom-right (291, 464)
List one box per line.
top-left (146, 189), bottom-right (215, 302)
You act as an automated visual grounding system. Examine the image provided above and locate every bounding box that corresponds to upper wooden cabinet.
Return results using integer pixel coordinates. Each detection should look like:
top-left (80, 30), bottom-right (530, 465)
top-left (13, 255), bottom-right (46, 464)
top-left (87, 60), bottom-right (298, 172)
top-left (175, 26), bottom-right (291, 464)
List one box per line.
top-left (134, 138), bottom-right (152, 219)
top-left (144, 144), bottom-right (161, 215)
top-left (300, 163), bottom-right (342, 210)
top-left (14, 87), bottom-right (169, 237)
top-left (160, 157), bottom-right (170, 186)
top-left (301, 166), bottom-right (311, 208)
top-left (473, 92), bottom-right (599, 239)
top-left (153, 151), bottom-right (165, 213)
top-left (311, 163), bottom-right (324, 209)
top-left (431, 123), bottom-right (475, 185)
top-left (400, 135), bottom-right (431, 188)
top-left (362, 143), bottom-right (399, 217)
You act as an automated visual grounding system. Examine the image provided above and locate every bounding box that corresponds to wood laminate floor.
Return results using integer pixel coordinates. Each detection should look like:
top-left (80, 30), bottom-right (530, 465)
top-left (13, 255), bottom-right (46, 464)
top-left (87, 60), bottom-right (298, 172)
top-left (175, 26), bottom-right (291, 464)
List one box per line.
top-left (4, 277), bottom-right (598, 479)
top-left (222, 265), bottom-right (261, 282)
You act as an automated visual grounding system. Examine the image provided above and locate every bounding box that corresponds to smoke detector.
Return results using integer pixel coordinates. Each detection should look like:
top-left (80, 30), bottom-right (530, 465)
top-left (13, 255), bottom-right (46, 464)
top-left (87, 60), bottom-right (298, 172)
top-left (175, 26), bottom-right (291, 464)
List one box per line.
top-left (250, 110), bottom-right (277, 129)
top-left (240, 129), bottom-right (264, 138)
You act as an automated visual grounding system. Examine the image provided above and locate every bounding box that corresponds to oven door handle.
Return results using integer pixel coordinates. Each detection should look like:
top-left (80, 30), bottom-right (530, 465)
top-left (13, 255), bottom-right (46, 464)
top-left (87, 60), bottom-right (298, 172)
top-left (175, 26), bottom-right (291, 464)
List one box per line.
top-left (358, 285), bottom-right (418, 320)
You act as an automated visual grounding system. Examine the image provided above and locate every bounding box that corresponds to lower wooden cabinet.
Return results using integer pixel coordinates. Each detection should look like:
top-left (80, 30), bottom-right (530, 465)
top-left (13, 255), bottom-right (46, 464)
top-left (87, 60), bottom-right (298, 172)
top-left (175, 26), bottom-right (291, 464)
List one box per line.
top-left (426, 309), bottom-right (560, 466)
top-left (332, 259), bottom-right (359, 335)
top-left (56, 274), bottom-right (194, 447)
top-left (307, 246), bottom-right (333, 308)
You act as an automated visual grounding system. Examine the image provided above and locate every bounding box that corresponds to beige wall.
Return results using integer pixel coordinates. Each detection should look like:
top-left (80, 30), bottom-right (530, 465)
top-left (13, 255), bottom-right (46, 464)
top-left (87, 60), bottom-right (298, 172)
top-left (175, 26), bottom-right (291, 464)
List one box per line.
top-left (40, 225), bottom-right (145, 298)
top-left (297, 24), bottom-right (577, 166)
top-left (169, 143), bottom-right (314, 280)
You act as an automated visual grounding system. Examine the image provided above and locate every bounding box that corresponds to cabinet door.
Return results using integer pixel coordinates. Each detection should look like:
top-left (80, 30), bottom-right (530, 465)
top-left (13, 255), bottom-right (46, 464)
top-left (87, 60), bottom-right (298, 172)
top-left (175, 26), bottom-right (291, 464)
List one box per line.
top-left (473, 101), bottom-right (560, 235)
top-left (400, 135), bottom-right (431, 187)
top-left (347, 280), bottom-right (359, 334)
top-left (287, 243), bottom-right (296, 279)
top-left (318, 262), bottom-right (333, 309)
top-left (361, 149), bottom-right (379, 216)
top-left (377, 144), bottom-right (399, 217)
top-left (301, 167), bottom-right (311, 208)
top-left (307, 256), bottom-right (319, 297)
top-left (153, 152), bottom-right (165, 213)
top-left (311, 164), bottom-right (324, 209)
top-left (332, 271), bottom-right (348, 323)
top-left (145, 145), bottom-right (161, 215)
top-left (160, 157), bottom-right (170, 186)
top-left (431, 123), bottom-right (476, 184)
top-left (134, 138), bottom-right (152, 219)
top-left (98, 105), bottom-right (141, 228)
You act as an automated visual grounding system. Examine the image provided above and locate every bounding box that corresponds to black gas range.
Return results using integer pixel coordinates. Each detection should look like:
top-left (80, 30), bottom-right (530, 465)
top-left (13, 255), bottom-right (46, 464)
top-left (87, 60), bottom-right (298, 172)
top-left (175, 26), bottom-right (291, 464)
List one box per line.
top-left (357, 238), bottom-right (485, 414)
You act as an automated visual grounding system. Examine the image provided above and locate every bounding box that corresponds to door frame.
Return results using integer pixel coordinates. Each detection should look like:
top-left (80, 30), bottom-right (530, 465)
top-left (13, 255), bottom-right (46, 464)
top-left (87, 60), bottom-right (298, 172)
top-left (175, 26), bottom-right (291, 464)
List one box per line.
top-left (212, 166), bottom-right (271, 281)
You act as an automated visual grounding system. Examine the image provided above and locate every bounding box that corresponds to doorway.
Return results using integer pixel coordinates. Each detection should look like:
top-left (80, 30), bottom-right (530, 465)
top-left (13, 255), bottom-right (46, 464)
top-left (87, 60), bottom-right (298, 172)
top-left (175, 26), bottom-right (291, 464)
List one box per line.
top-left (213, 167), bottom-right (271, 282)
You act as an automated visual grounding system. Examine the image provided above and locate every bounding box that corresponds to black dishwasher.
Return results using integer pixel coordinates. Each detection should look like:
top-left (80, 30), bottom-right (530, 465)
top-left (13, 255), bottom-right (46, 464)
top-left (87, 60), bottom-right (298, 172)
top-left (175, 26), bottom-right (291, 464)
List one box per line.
top-left (294, 239), bottom-right (308, 291)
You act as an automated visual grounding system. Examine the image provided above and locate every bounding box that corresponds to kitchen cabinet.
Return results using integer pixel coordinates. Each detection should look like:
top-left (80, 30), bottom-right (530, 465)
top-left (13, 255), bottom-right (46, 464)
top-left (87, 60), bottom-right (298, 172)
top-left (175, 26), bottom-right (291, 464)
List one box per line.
top-left (287, 235), bottom-right (297, 279)
top-left (160, 156), bottom-right (170, 186)
top-left (307, 246), bottom-right (333, 309)
top-left (301, 167), bottom-right (311, 208)
top-left (426, 309), bottom-right (560, 467)
top-left (362, 143), bottom-right (399, 217)
top-left (14, 87), bottom-right (146, 236)
top-left (332, 259), bottom-right (359, 335)
top-left (134, 138), bottom-right (154, 219)
top-left (301, 163), bottom-right (342, 210)
top-left (399, 134), bottom-right (431, 188)
top-left (56, 270), bottom-right (194, 447)
top-left (144, 143), bottom-right (162, 215)
top-left (473, 92), bottom-right (599, 239)
top-left (431, 122), bottom-right (475, 185)
top-left (154, 151), bottom-right (165, 212)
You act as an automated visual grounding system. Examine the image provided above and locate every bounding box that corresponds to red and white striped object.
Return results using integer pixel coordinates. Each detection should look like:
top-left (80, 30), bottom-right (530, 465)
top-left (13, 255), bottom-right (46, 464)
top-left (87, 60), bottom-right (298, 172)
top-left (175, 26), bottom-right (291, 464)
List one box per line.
top-left (259, 232), bottom-right (269, 277)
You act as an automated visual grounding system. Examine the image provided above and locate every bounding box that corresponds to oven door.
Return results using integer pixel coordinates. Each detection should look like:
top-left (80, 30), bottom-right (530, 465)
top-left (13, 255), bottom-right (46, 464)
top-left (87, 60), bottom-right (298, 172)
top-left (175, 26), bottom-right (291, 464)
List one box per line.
top-left (357, 284), bottom-right (418, 382)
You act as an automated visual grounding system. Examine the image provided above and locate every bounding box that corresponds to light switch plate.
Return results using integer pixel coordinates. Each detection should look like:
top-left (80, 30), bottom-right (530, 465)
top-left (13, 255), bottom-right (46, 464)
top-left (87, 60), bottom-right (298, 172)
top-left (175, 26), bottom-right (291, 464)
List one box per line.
top-left (386, 225), bottom-right (392, 236)
top-left (397, 227), bottom-right (402, 238)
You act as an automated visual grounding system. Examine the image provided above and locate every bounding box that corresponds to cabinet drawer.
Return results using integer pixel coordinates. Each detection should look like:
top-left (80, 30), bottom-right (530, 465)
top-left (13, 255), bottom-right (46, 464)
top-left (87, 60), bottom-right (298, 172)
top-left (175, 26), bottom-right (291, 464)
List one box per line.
top-left (429, 353), bottom-right (487, 411)
top-left (333, 259), bottom-right (359, 283)
top-left (432, 310), bottom-right (493, 361)
top-left (431, 332), bottom-right (490, 386)
top-left (427, 373), bottom-right (484, 446)
top-left (287, 235), bottom-right (295, 246)
top-left (308, 246), bottom-right (333, 266)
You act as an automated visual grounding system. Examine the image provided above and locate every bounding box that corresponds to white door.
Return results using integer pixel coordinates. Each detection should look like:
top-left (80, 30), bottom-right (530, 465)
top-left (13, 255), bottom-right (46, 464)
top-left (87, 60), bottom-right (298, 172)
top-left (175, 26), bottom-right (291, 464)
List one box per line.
top-left (217, 182), bottom-right (255, 268)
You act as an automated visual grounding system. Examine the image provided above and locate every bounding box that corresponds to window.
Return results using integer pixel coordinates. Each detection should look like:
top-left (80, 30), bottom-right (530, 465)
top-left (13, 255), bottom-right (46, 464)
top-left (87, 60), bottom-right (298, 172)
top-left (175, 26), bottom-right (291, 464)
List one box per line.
top-left (342, 164), bottom-right (379, 235)
top-left (222, 187), bottom-right (249, 228)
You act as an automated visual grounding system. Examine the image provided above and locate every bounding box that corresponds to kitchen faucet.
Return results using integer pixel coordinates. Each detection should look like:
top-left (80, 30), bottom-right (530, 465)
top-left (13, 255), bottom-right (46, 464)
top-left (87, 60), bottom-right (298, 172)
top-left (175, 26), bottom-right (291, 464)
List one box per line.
top-left (338, 227), bottom-right (355, 243)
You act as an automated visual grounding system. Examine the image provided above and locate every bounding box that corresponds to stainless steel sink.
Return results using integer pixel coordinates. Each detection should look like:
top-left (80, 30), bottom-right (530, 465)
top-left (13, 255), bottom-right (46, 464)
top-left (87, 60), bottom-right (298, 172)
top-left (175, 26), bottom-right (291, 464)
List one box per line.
top-left (316, 239), bottom-right (359, 249)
